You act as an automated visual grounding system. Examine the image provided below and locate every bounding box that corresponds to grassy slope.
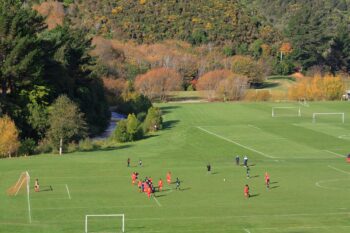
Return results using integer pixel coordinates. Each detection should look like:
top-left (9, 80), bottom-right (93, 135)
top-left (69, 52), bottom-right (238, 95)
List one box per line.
top-left (1, 102), bottom-right (350, 233)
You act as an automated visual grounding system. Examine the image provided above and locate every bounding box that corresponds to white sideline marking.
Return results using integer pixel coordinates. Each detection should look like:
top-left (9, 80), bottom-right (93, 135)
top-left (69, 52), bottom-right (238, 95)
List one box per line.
top-left (247, 124), bottom-right (260, 130)
top-left (153, 196), bottom-right (162, 207)
top-left (244, 228), bottom-right (251, 233)
top-left (315, 178), bottom-right (350, 190)
top-left (65, 184), bottom-right (71, 200)
top-left (328, 165), bottom-right (350, 175)
top-left (324, 150), bottom-right (346, 158)
top-left (197, 126), bottom-right (276, 159)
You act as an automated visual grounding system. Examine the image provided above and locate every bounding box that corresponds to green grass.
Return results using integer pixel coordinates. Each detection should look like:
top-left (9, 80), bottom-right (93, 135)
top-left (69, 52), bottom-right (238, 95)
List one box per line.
top-left (1, 101), bottom-right (350, 233)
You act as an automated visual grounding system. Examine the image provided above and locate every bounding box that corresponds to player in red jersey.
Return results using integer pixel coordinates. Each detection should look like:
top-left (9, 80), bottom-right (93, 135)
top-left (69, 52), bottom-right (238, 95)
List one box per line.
top-left (244, 184), bottom-right (250, 198)
top-left (166, 172), bottom-right (171, 185)
top-left (158, 178), bottom-right (163, 192)
top-left (131, 172), bottom-right (136, 185)
top-left (265, 172), bottom-right (270, 189)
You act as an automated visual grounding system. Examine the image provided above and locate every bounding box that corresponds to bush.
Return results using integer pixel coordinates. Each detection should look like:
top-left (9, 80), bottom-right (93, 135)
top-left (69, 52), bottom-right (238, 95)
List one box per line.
top-left (18, 138), bottom-right (36, 156)
top-left (67, 142), bottom-right (78, 153)
top-left (113, 120), bottom-right (129, 142)
top-left (143, 107), bottom-right (163, 133)
top-left (78, 138), bottom-right (94, 151)
top-left (36, 138), bottom-right (52, 154)
top-left (126, 114), bottom-right (143, 141)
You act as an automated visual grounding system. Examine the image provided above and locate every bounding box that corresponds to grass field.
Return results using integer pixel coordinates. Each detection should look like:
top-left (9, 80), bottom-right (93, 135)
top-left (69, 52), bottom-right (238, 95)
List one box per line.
top-left (1, 101), bottom-right (350, 233)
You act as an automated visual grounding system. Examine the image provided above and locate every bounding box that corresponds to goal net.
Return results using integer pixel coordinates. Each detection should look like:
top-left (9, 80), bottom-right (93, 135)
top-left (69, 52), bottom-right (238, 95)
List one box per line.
top-left (272, 107), bottom-right (301, 117)
top-left (312, 113), bottom-right (345, 123)
top-left (7, 171), bottom-right (30, 196)
top-left (85, 214), bottom-right (125, 233)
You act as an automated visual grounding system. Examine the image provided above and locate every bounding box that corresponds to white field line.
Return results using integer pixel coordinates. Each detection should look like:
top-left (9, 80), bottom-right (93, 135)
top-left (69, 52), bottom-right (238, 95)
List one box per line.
top-left (315, 178), bottom-right (350, 190)
top-left (153, 196), bottom-right (162, 207)
top-left (65, 184), bottom-right (71, 200)
top-left (33, 205), bottom-right (154, 210)
top-left (247, 124), bottom-right (260, 130)
top-left (328, 165), bottom-right (350, 175)
top-left (243, 228), bottom-right (251, 233)
top-left (324, 150), bottom-right (346, 158)
top-left (197, 126), bottom-right (276, 159)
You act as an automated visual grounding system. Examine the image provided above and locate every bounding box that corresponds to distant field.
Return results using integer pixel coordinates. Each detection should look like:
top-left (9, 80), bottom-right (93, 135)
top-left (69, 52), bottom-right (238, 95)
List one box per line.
top-left (1, 101), bottom-right (350, 233)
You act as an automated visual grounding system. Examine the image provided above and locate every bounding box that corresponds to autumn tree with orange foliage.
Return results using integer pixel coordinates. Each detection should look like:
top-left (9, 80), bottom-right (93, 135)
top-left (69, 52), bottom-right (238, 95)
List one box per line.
top-left (0, 116), bottom-right (20, 158)
top-left (197, 70), bottom-right (248, 101)
top-left (134, 68), bottom-right (182, 101)
top-left (288, 75), bottom-right (345, 101)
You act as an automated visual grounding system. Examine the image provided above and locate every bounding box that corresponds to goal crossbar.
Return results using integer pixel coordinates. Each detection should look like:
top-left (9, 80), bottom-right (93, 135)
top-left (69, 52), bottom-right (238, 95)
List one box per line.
top-left (313, 113), bottom-right (345, 123)
top-left (272, 107), bottom-right (301, 117)
top-left (85, 214), bottom-right (125, 233)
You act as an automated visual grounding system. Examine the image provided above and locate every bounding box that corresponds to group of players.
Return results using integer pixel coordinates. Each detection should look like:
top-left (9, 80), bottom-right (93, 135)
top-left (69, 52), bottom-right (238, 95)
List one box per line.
top-left (128, 156), bottom-right (270, 200)
top-left (235, 155), bottom-right (270, 198)
top-left (129, 159), bottom-right (181, 199)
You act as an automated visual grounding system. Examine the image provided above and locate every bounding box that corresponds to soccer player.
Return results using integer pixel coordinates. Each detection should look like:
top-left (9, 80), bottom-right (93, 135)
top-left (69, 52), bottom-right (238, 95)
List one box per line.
top-left (166, 171), bottom-right (171, 185)
top-left (207, 163), bottom-right (211, 173)
top-left (244, 184), bottom-right (250, 198)
top-left (139, 159), bottom-right (142, 167)
top-left (127, 158), bottom-right (130, 167)
top-left (235, 156), bottom-right (240, 165)
top-left (147, 187), bottom-right (151, 199)
top-left (158, 178), bottom-right (163, 192)
top-left (34, 178), bottom-right (40, 192)
top-left (137, 180), bottom-right (142, 192)
top-left (246, 166), bottom-right (250, 179)
top-left (131, 172), bottom-right (136, 185)
top-left (175, 177), bottom-right (181, 190)
top-left (265, 172), bottom-right (270, 189)
top-left (243, 156), bottom-right (248, 167)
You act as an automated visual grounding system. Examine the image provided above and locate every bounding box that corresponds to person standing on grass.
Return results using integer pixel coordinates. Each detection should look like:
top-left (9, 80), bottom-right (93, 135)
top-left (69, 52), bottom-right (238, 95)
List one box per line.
top-left (158, 178), bottom-right (163, 192)
top-left (138, 180), bottom-right (142, 192)
top-left (139, 159), bottom-right (142, 167)
top-left (236, 155), bottom-right (240, 165)
top-left (166, 171), bottom-right (172, 185)
top-left (207, 163), bottom-right (211, 174)
top-left (246, 166), bottom-right (250, 179)
top-left (127, 158), bottom-right (130, 167)
top-left (34, 178), bottom-right (40, 192)
top-left (244, 184), bottom-right (250, 198)
top-left (265, 172), bottom-right (270, 189)
top-left (243, 156), bottom-right (248, 167)
top-left (175, 177), bottom-right (181, 190)
top-left (131, 172), bottom-right (136, 185)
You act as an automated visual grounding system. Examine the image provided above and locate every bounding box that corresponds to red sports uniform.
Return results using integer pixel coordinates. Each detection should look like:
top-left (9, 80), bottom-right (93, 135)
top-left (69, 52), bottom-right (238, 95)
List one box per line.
top-left (244, 185), bottom-right (250, 198)
top-left (158, 179), bottom-right (163, 191)
top-left (166, 172), bottom-right (171, 185)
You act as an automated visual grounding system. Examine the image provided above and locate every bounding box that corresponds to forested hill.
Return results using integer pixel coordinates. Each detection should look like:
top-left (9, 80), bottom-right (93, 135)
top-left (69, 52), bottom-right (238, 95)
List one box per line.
top-left (68, 0), bottom-right (270, 45)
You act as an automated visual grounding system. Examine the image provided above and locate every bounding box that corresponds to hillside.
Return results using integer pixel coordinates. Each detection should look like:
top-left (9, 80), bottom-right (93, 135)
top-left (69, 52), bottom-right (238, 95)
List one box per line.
top-left (68, 0), bottom-right (273, 45)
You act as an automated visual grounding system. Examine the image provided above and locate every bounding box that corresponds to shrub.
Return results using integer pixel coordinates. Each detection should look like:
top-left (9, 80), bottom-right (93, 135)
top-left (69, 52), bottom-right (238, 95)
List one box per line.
top-left (143, 107), bottom-right (163, 133)
top-left (36, 138), bottom-right (52, 154)
top-left (126, 114), bottom-right (143, 141)
top-left (78, 138), bottom-right (94, 151)
top-left (67, 142), bottom-right (78, 153)
top-left (113, 120), bottom-right (129, 142)
top-left (0, 115), bottom-right (20, 158)
top-left (18, 138), bottom-right (36, 156)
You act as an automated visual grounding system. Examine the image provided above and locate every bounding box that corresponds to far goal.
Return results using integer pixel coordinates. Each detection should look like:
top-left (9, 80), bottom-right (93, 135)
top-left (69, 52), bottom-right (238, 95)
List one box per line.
top-left (272, 107), bottom-right (301, 117)
top-left (312, 113), bottom-right (345, 123)
top-left (7, 171), bottom-right (32, 223)
top-left (85, 214), bottom-right (125, 233)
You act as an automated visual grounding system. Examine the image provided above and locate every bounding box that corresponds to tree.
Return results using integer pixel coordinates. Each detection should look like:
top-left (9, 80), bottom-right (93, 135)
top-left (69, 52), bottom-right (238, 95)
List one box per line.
top-left (143, 107), bottom-right (163, 133)
top-left (134, 68), bottom-right (182, 101)
top-left (126, 113), bottom-right (142, 141)
top-left (112, 120), bottom-right (129, 142)
top-left (196, 70), bottom-right (233, 101)
top-left (47, 95), bottom-right (87, 155)
top-left (0, 115), bottom-right (20, 158)
top-left (230, 56), bottom-right (266, 85)
top-left (216, 75), bottom-right (248, 101)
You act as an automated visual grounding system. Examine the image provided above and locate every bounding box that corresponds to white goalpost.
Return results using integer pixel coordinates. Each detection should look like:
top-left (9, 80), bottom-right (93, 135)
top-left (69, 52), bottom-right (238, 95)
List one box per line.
top-left (7, 171), bottom-right (31, 223)
top-left (85, 214), bottom-right (125, 233)
top-left (272, 107), bottom-right (301, 117)
top-left (312, 113), bottom-right (345, 123)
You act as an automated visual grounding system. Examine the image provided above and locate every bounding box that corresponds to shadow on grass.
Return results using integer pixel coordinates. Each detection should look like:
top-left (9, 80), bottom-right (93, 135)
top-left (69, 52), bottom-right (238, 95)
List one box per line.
top-left (163, 120), bottom-right (180, 130)
top-left (251, 175), bottom-right (259, 178)
top-left (180, 187), bottom-right (191, 191)
top-left (270, 185), bottom-right (279, 189)
top-left (253, 82), bottom-right (279, 89)
top-left (160, 105), bottom-right (181, 114)
top-left (250, 193), bottom-right (260, 198)
top-left (40, 186), bottom-right (53, 192)
top-left (154, 194), bottom-right (167, 198)
top-left (211, 171), bottom-right (219, 175)
top-left (270, 181), bottom-right (278, 184)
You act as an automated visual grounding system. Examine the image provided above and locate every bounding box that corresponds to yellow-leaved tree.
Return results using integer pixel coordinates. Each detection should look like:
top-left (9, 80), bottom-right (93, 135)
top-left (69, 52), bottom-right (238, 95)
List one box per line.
top-left (0, 115), bottom-right (20, 158)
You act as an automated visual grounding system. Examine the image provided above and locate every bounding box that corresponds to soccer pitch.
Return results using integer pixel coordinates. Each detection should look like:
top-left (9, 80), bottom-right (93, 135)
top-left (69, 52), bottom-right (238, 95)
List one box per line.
top-left (1, 101), bottom-right (350, 233)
